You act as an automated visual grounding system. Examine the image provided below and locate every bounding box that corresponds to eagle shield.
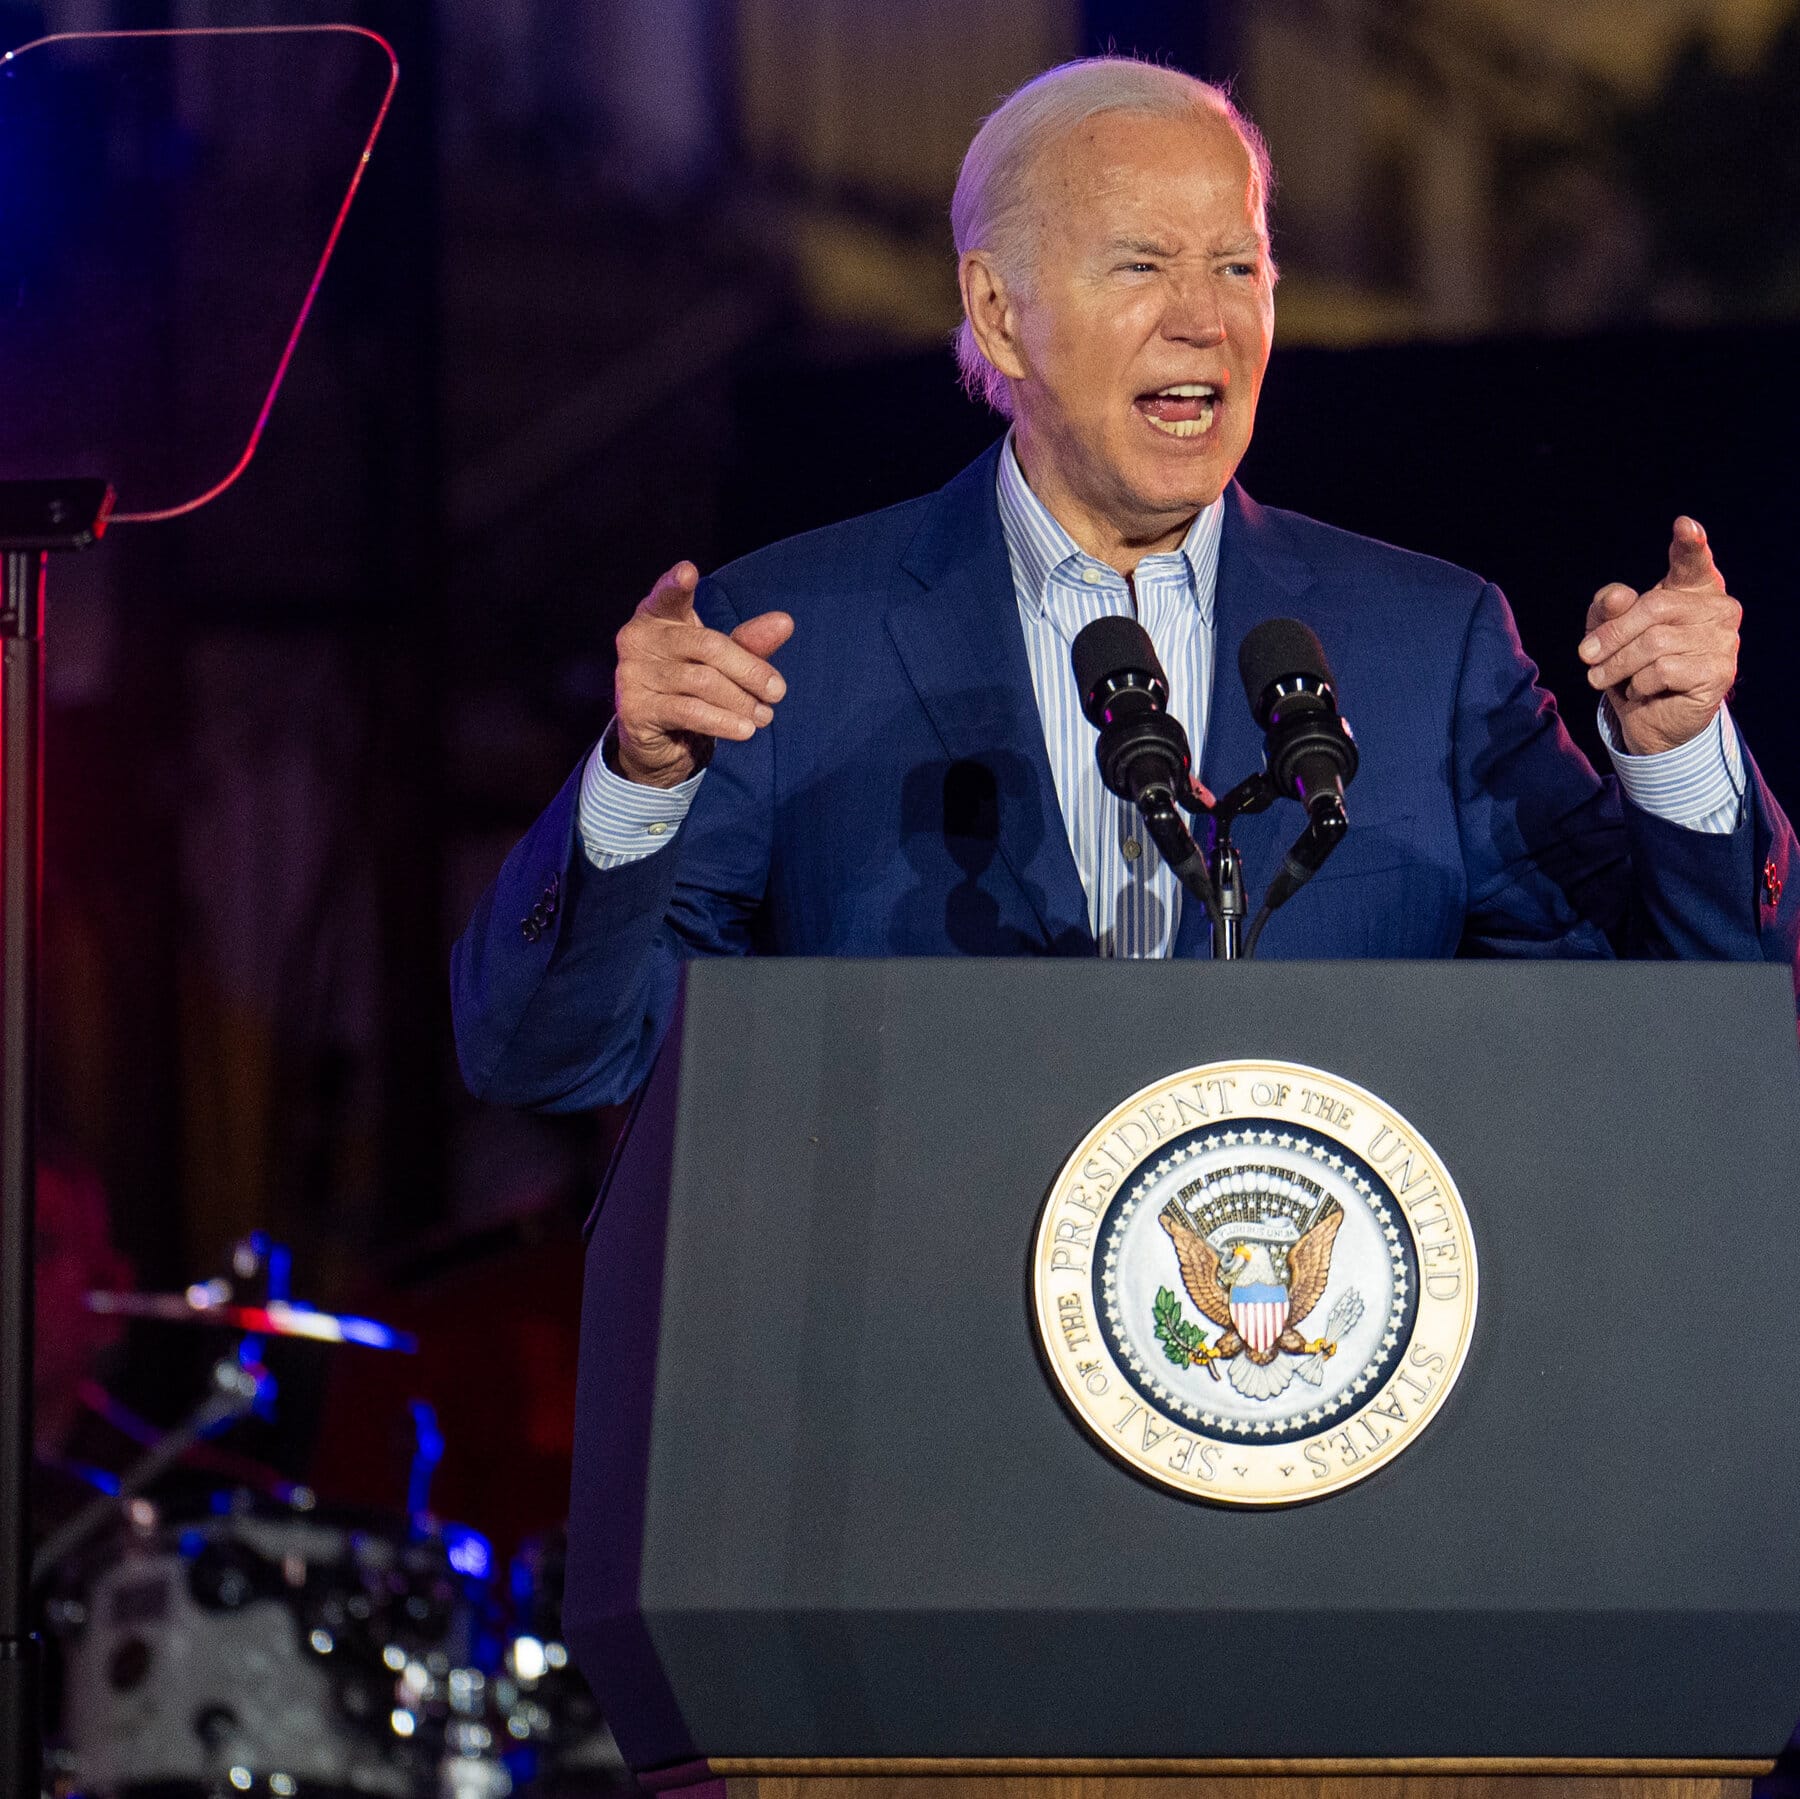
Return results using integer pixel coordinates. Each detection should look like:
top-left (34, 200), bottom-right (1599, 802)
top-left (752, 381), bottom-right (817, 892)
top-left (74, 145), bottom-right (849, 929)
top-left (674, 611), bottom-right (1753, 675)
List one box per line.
top-left (1229, 1284), bottom-right (1289, 1354)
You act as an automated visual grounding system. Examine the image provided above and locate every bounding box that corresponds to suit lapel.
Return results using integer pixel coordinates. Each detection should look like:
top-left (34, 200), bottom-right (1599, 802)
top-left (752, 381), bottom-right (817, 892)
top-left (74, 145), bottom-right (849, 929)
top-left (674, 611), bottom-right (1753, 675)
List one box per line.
top-left (887, 445), bottom-right (1095, 954)
top-left (1174, 482), bottom-right (1319, 958)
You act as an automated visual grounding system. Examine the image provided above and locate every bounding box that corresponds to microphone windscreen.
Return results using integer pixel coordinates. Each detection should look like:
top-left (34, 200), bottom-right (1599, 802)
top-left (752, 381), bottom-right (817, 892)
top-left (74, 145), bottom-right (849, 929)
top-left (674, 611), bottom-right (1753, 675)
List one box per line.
top-left (1238, 618), bottom-right (1333, 712)
top-left (1071, 615), bottom-right (1165, 713)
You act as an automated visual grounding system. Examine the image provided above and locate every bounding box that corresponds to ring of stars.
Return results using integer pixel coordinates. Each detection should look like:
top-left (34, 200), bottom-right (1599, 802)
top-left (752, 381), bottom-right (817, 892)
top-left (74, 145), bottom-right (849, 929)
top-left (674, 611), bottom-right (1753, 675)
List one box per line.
top-left (1094, 1122), bottom-right (1417, 1442)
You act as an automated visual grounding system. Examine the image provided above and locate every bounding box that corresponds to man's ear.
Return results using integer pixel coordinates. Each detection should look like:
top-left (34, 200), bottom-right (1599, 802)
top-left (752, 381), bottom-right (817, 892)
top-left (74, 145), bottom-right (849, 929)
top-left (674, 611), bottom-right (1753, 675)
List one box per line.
top-left (959, 250), bottom-right (1029, 385)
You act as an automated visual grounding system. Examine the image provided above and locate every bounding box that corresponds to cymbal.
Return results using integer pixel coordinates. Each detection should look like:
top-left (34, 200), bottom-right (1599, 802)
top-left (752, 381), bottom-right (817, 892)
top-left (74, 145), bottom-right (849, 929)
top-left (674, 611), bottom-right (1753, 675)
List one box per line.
top-left (85, 1290), bottom-right (415, 1353)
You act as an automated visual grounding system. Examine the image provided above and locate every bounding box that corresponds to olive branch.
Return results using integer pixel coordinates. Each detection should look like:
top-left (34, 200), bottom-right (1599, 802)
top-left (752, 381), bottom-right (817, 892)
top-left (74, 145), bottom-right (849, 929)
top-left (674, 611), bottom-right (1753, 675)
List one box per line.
top-left (1153, 1286), bottom-right (1210, 1367)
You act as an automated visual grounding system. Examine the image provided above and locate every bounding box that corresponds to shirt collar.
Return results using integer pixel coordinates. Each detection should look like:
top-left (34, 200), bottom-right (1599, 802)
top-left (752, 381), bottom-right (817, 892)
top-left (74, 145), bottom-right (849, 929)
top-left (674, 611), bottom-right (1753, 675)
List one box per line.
top-left (995, 427), bottom-right (1222, 621)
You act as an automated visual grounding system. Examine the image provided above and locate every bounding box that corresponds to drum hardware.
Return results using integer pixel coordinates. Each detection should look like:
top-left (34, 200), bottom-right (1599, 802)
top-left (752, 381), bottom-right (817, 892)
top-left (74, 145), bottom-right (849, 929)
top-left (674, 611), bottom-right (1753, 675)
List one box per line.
top-left (86, 1232), bottom-right (417, 1355)
top-left (32, 1354), bottom-right (271, 1592)
top-left (38, 1235), bottom-right (629, 1796)
top-left (46, 1497), bottom-right (487, 1798)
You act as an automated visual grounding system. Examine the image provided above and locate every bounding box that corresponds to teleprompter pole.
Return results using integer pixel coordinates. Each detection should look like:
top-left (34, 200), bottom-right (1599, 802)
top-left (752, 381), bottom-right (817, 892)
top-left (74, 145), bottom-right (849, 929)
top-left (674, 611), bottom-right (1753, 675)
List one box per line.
top-left (0, 480), bottom-right (111, 1799)
top-left (0, 545), bottom-right (45, 1799)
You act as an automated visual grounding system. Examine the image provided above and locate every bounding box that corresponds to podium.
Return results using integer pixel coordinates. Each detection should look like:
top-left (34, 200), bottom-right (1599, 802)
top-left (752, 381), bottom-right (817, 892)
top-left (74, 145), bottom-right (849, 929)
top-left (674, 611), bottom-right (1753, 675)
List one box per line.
top-left (564, 960), bottom-right (1800, 1799)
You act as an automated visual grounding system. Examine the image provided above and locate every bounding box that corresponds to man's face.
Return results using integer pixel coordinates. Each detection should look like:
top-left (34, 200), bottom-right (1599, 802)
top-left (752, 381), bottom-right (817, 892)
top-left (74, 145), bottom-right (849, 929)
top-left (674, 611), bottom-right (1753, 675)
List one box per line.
top-left (1000, 108), bottom-right (1275, 555)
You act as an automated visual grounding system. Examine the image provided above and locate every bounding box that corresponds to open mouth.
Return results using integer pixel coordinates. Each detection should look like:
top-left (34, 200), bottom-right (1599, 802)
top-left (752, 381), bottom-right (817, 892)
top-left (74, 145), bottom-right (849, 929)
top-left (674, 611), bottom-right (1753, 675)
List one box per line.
top-left (1135, 382), bottom-right (1218, 439)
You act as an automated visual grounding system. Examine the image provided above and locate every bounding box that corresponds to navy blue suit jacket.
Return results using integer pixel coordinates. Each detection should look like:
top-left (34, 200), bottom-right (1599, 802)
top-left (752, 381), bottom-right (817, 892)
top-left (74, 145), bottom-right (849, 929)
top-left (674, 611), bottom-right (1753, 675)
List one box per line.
top-left (452, 442), bottom-right (1800, 1111)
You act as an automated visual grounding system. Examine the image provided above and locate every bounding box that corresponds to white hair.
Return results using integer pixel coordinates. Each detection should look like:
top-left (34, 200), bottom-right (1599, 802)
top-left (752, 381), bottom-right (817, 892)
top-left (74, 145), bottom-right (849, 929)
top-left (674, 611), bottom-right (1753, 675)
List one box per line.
top-left (950, 57), bottom-right (1276, 418)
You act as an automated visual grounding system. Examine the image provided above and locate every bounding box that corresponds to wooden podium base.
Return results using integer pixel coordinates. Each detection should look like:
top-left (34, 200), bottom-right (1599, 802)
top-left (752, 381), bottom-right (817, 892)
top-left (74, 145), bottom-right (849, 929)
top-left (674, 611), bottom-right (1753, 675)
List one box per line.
top-left (718, 1760), bottom-right (1772, 1799)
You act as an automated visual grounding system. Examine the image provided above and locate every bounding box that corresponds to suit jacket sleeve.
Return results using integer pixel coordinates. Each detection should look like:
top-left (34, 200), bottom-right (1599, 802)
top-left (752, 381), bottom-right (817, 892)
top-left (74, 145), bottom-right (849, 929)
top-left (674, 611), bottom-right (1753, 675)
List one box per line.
top-left (450, 574), bottom-right (773, 1111)
top-left (1453, 580), bottom-right (1800, 980)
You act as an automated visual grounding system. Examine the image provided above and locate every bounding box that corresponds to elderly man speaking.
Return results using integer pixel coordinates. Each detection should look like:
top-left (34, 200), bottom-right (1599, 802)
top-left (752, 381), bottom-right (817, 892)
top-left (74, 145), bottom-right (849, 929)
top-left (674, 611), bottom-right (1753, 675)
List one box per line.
top-left (452, 57), bottom-right (1797, 1114)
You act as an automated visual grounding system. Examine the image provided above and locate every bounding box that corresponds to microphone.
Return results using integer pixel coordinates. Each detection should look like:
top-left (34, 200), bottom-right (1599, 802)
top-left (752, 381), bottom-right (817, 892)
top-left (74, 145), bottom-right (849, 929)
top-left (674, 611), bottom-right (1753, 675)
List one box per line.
top-left (1070, 616), bottom-right (1193, 808)
top-left (1235, 620), bottom-right (1359, 954)
top-left (1069, 617), bottom-right (1223, 939)
top-left (1237, 619), bottom-right (1358, 819)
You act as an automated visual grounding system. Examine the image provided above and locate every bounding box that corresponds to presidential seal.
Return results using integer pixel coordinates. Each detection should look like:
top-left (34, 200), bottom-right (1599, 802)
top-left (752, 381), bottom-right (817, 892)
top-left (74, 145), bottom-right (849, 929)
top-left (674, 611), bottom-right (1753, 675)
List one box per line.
top-left (1032, 1060), bottom-right (1476, 1504)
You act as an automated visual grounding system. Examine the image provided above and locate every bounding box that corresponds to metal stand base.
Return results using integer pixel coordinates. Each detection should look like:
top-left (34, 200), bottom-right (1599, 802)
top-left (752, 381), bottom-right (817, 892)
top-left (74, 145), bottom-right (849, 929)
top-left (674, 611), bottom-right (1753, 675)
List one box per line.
top-left (0, 1637), bottom-right (40, 1798)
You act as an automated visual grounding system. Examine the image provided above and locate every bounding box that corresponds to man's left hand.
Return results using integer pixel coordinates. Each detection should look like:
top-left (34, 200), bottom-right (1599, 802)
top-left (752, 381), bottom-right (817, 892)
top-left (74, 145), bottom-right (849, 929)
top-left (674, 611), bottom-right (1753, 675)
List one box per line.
top-left (1579, 516), bottom-right (1741, 757)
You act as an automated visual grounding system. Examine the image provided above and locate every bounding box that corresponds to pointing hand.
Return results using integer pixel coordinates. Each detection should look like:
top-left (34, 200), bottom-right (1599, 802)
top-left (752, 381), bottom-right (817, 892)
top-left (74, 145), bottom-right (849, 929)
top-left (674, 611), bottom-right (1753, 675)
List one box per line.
top-left (612, 562), bottom-right (794, 787)
top-left (1578, 517), bottom-right (1740, 757)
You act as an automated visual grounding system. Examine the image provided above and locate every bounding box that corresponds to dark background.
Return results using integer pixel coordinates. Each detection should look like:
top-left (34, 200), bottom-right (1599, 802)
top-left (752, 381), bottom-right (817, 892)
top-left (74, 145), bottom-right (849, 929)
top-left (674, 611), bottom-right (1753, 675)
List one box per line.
top-left (6, 0), bottom-right (1798, 1657)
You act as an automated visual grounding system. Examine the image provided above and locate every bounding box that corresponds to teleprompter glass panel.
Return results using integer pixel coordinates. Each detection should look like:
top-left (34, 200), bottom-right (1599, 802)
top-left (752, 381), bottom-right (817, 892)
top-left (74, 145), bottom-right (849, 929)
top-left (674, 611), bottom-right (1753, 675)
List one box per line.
top-left (0, 26), bottom-right (396, 521)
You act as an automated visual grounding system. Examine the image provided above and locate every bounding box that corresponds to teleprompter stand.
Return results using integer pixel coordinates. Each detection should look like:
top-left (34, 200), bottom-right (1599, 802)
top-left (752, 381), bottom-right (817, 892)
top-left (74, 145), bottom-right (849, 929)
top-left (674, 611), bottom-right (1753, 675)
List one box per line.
top-left (0, 28), bottom-right (395, 1792)
top-left (563, 958), bottom-right (1800, 1799)
top-left (0, 481), bottom-right (112, 1799)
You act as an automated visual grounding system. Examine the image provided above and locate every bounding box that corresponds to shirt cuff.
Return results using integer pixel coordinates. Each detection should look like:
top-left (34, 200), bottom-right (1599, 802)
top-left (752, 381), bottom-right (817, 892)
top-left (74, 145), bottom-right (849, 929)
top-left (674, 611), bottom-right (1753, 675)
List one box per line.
top-left (1597, 701), bottom-right (1744, 834)
top-left (577, 725), bottom-right (703, 867)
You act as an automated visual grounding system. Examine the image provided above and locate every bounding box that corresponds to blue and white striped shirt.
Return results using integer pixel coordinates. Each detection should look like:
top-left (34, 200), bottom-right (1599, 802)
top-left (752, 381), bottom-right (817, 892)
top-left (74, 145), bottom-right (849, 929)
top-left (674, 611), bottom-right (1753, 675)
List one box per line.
top-left (994, 433), bottom-right (1219, 956)
top-left (577, 438), bottom-right (1743, 946)
top-left (1596, 696), bottom-right (1742, 827)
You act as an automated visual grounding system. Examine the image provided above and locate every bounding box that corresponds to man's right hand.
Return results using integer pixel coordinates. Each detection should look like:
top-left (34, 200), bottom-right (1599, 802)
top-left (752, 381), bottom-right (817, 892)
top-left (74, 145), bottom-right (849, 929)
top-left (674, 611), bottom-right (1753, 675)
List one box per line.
top-left (613, 562), bottom-right (794, 788)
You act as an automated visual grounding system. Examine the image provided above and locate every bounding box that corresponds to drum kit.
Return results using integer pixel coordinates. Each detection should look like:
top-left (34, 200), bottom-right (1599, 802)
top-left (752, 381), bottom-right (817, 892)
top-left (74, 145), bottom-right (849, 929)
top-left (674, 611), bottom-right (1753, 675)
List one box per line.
top-left (33, 1237), bottom-right (626, 1799)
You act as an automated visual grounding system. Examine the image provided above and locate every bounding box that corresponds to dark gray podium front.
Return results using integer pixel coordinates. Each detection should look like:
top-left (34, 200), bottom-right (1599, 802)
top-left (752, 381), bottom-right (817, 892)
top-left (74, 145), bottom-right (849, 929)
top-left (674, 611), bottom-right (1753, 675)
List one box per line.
top-left (563, 959), bottom-right (1800, 1784)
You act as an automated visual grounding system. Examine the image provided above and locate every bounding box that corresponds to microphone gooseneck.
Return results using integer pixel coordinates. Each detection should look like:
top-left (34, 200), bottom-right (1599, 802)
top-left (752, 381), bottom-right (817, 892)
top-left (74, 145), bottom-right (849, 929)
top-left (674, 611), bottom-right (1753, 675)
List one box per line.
top-left (1069, 615), bottom-right (1360, 960)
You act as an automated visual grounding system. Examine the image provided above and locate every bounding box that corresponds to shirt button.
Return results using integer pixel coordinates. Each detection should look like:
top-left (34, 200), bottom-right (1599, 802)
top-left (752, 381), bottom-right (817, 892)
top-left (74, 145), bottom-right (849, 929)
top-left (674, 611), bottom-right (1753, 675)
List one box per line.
top-left (646, 821), bottom-right (669, 837)
top-left (1122, 838), bottom-right (1143, 862)
top-left (1081, 567), bottom-right (1104, 586)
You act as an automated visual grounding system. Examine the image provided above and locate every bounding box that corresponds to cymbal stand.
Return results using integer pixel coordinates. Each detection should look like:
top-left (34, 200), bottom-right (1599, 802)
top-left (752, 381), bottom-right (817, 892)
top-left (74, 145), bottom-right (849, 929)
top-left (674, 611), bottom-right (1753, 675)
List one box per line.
top-left (29, 1353), bottom-right (269, 1588)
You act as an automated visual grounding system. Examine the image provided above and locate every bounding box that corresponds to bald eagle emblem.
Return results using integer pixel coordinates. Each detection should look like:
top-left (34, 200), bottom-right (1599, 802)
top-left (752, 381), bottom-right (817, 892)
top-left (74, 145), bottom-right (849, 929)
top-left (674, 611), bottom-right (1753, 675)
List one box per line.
top-left (1157, 1187), bottom-right (1363, 1402)
top-left (1035, 1060), bottom-right (1479, 1503)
